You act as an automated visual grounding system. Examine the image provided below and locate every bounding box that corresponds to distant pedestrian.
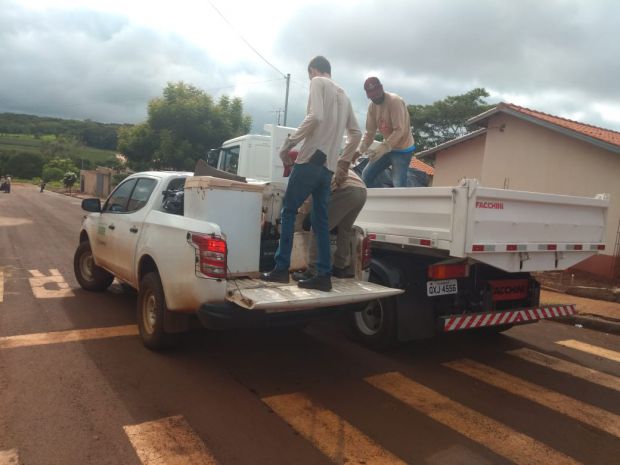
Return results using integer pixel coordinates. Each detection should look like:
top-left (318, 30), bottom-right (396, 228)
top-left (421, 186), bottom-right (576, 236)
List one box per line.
top-left (356, 77), bottom-right (415, 188)
top-left (40, 180), bottom-right (47, 192)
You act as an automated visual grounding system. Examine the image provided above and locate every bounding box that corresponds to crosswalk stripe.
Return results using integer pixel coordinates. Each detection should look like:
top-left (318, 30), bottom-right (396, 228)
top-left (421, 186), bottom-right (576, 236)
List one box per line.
top-left (124, 415), bottom-right (219, 465)
top-left (263, 392), bottom-right (407, 465)
top-left (366, 372), bottom-right (581, 465)
top-left (0, 325), bottom-right (138, 350)
top-left (445, 359), bottom-right (620, 438)
top-left (0, 270), bottom-right (4, 303)
top-left (0, 448), bottom-right (19, 465)
top-left (508, 348), bottom-right (620, 392)
top-left (555, 339), bottom-right (620, 363)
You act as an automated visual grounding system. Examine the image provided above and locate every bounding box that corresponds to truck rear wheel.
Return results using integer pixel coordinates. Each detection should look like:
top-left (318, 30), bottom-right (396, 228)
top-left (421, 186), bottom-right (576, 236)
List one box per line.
top-left (74, 241), bottom-right (114, 292)
top-left (138, 272), bottom-right (178, 350)
top-left (350, 274), bottom-right (397, 350)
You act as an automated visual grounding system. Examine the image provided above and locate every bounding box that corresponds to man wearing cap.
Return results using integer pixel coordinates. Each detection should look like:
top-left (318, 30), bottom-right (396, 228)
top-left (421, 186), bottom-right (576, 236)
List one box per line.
top-left (356, 77), bottom-right (415, 188)
top-left (260, 55), bottom-right (361, 291)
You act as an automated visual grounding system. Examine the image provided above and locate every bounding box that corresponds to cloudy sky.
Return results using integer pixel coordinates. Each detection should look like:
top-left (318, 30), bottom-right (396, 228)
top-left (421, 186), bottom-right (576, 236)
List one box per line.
top-left (1, 0), bottom-right (619, 135)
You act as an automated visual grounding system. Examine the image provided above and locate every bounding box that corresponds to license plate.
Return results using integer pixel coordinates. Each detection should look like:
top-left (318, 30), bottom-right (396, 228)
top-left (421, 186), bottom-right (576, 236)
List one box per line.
top-left (427, 279), bottom-right (458, 297)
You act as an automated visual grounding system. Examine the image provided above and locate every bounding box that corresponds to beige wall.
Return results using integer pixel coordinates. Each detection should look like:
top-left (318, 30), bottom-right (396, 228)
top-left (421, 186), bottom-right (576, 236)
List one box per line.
top-left (431, 135), bottom-right (486, 186)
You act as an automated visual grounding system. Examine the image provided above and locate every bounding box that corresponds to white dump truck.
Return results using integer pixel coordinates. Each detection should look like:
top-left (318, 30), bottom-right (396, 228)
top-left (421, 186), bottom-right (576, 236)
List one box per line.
top-left (206, 125), bottom-right (610, 348)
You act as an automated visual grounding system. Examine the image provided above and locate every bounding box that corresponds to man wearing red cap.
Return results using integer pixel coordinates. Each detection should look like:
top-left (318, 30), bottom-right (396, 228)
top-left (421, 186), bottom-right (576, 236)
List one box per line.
top-left (356, 77), bottom-right (415, 188)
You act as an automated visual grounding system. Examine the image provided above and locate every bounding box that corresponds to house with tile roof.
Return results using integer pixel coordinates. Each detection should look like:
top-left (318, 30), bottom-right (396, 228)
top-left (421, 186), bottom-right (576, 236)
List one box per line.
top-left (416, 102), bottom-right (620, 279)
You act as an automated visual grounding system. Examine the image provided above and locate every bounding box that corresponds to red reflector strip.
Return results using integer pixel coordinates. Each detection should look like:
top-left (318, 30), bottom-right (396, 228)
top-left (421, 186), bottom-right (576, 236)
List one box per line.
top-left (368, 233), bottom-right (377, 240)
top-left (547, 244), bottom-right (557, 250)
top-left (420, 239), bottom-right (432, 246)
top-left (472, 244), bottom-right (495, 252)
top-left (442, 305), bottom-right (576, 331)
top-left (506, 244), bottom-right (517, 251)
top-left (597, 244), bottom-right (605, 250)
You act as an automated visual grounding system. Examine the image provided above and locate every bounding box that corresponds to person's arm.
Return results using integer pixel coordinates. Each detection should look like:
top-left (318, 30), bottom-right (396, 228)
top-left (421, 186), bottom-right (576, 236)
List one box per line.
top-left (384, 98), bottom-right (409, 149)
top-left (357, 103), bottom-right (377, 154)
top-left (340, 101), bottom-right (362, 163)
top-left (288, 78), bottom-right (324, 146)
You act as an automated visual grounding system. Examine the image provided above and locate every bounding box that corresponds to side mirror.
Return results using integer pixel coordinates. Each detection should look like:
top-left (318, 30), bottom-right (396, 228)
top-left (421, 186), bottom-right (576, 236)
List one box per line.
top-left (81, 198), bottom-right (101, 212)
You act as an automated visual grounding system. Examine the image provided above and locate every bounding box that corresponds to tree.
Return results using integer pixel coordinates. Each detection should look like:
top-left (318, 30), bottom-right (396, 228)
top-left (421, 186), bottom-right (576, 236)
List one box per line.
top-left (42, 157), bottom-right (79, 181)
top-left (409, 88), bottom-right (494, 154)
top-left (118, 82), bottom-right (252, 170)
top-left (63, 171), bottom-right (77, 195)
top-left (4, 151), bottom-right (44, 178)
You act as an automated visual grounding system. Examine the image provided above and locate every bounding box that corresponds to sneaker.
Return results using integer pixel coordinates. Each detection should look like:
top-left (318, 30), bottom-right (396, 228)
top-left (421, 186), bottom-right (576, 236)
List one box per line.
top-left (260, 268), bottom-right (290, 283)
top-left (297, 274), bottom-right (332, 291)
top-left (292, 270), bottom-right (314, 281)
top-left (332, 267), bottom-right (354, 278)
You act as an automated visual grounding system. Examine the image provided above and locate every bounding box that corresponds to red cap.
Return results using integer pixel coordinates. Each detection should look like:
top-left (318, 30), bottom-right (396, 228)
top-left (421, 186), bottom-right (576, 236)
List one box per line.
top-left (364, 77), bottom-right (383, 99)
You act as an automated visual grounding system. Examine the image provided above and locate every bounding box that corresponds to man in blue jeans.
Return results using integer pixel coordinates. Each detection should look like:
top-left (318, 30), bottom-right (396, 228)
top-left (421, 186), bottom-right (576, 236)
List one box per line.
top-left (260, 56), bottom-right (361, 291)
top-left (357, 77), bottom-right (415, 188)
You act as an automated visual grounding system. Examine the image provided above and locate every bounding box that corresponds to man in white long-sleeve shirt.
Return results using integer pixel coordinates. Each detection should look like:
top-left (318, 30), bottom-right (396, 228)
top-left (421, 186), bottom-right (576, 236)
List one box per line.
top-left (260, 55), bottom-right (361, 291)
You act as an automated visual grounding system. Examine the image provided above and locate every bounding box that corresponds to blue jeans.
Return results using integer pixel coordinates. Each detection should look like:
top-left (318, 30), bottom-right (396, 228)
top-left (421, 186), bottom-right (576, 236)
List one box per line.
top-left (362, 150), bottom-right (414, 188)
top-left (274, 163), bottom-right (333, 275)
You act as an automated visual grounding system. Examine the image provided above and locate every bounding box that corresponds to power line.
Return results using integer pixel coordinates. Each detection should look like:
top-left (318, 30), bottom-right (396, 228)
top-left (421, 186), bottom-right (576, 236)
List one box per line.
top-left (206, 0), bottom-right (286, 78)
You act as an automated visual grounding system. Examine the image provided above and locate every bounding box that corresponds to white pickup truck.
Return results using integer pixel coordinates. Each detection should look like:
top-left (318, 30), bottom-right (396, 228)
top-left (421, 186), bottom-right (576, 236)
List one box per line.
top-left (204, 124), bottom-right (610, 348)
top-left (74, 170), bottom-right (402, 349)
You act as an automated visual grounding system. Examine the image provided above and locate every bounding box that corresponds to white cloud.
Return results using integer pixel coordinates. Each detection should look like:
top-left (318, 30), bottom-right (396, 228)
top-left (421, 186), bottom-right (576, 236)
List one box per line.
top-left (1, 0), bottom-right (619, 134)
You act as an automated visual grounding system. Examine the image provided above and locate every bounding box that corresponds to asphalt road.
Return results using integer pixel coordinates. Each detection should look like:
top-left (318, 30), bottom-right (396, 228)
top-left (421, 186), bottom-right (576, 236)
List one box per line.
top-left (1, 184), bottom-right (619, 465)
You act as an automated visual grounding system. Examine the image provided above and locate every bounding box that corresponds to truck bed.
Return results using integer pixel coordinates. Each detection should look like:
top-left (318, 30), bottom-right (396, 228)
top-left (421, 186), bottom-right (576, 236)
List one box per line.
top-left (355, 179), bottom-right (609, 273)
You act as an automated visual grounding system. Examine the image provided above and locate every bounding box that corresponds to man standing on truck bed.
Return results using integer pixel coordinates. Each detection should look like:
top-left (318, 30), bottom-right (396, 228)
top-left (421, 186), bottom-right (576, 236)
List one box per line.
top-left (260, 55), bottom-right (361, 291)
top-left (357, 77), bottom-right (415, 188)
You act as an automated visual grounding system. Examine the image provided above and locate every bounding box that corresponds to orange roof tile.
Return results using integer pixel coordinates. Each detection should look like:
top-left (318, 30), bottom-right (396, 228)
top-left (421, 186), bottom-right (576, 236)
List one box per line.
top-left (502, 103), bottom-right (620, 147)
top-left (410, 157), bottom-right (434, 175)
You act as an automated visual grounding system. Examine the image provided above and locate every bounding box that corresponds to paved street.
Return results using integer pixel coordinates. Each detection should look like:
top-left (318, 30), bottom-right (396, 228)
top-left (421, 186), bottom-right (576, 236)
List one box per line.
top-left (1, 184), bottom-right (619, 465)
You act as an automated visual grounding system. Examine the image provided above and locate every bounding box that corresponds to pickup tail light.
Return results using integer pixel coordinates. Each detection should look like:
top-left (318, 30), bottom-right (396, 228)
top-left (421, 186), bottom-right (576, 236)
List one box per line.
top-left (188, 233), bottom-right (227, 279)
top-left (428, 263), bottom-right (469, 280)
top-left (362, 235), bottom-right (372, 269)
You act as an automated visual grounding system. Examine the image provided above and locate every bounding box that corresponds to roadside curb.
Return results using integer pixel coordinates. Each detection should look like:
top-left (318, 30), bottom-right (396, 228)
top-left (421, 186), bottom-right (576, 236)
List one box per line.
top-left (558, 315), bottom-right (620, 336)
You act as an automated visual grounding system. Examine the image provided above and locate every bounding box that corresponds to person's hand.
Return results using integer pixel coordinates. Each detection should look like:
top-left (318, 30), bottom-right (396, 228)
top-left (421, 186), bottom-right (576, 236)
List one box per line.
top-left (366, 141), bottom-right (391, 163)
top-left (279, 136), bottom-right (295, 166)
top-left (334, 160), bottom-right (350, 187)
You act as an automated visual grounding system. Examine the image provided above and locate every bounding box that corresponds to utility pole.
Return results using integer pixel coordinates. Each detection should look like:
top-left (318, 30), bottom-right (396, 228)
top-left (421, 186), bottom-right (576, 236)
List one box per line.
top-left (283, 73), bottom-right (290, 126)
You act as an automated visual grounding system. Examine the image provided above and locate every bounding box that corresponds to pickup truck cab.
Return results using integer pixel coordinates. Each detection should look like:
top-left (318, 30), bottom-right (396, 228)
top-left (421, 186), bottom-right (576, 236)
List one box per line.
top-left (74, 170), bottom-right (402, 349)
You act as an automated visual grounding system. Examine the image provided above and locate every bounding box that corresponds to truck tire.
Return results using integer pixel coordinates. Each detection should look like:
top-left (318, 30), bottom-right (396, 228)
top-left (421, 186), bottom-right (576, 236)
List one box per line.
top-left (350, 274), bottom-right (398, 350)
top-left (74, 241), bottom-right (114, 292)
top-left (137, 272), bottom-right (178, 350)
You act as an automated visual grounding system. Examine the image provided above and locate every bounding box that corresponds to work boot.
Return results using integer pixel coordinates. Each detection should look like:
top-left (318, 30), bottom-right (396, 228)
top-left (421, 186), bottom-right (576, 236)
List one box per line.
top-left (260, 268), bottom-right (290, 283)
top-left (331, 266), bottom-right (354, 278)
top-left (292, 270), bottom-right (315, 281)
top-left (298, 274), bottom-right (332, 291)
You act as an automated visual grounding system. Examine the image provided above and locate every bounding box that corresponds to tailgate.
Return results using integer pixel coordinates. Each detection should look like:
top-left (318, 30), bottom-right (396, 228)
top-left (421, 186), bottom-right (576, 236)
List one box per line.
top-left (227, 278), bottom-right (403, 312)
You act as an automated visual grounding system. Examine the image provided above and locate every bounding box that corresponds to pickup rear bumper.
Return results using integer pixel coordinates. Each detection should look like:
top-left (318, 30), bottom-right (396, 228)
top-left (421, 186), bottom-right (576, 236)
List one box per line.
top-left (197, 302), bottom-right (342, 330)
top-left (439, 304), bottom-right (576, 332)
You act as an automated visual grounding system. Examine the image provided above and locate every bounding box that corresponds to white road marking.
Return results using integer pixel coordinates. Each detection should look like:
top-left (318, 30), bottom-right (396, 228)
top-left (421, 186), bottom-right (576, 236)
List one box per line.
top-left (0, 449), bottom-right (20, 465)
top-left (445, 359), bottom-right (620, 438)
top-left (556, 339), bottom-right (620, 363)
top-left (28, 269), bottom-right (75, 299)
top-left (0, 325), bottom-right (138, 350)
top-left (124, 415), bottom-right (220, 465)
top-left (0, 270), bottom-right (4, 303)
top-left (508, 348), bottom-right (620, 392)
top-left (263, 392), bottom-right (407, 465)
top-left (366, 372), bottom-right (581, 465)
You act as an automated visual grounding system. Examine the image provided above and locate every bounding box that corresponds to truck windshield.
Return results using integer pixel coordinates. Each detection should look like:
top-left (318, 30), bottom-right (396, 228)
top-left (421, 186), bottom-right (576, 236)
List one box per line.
top-left (220, 146), bottom-right (240, 174)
